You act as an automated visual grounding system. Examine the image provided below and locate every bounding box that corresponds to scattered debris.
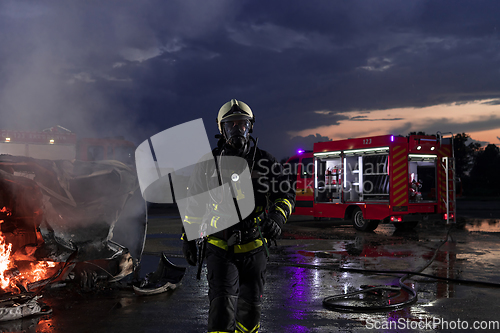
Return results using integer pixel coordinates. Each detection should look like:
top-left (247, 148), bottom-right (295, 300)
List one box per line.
top-left (133, 253), bottom-right (186, 296)
top-left (0, 293), bottom-right (51, 322)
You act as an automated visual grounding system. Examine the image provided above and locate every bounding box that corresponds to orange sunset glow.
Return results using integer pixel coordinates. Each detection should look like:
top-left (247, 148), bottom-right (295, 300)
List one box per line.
top-left (290, 99), bottom-right (500, 146)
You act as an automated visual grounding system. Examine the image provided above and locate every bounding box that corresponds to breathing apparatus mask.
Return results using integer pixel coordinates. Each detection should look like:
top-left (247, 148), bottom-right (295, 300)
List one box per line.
top-left (223, 119), bottom-right (251, 149)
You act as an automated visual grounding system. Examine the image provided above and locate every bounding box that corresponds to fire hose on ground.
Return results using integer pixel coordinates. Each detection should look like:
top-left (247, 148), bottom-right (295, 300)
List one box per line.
top-left (150, 225), bottom-right (500, 313)
top-left (268, 225), bottom-right (500, 312)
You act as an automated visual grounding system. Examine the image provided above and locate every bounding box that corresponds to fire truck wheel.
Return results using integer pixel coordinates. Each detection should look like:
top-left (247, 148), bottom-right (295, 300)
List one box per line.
top-left (352, 207), bottom-right (379, 232)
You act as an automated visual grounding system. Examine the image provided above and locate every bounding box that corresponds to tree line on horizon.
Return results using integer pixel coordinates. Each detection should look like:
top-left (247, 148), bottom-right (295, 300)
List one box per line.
top-left (451, 133), bottom-right (500, 197)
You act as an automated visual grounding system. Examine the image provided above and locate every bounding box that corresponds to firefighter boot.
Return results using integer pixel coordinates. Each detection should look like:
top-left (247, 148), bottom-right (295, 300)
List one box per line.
top-left (208, 295), bottom-right (238, 333)
top-left (235, 298), bottom-right (261, 333)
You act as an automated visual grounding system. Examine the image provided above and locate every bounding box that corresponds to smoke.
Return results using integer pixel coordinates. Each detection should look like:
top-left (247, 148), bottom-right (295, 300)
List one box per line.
top-left (0, 0), bottom-right (237, 144)
top-left (0, 0), bottom-right (240, 260)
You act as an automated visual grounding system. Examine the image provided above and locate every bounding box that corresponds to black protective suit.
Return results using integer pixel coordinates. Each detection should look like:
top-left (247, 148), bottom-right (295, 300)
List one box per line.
top-left (182, 141), bottom-right (295, 333)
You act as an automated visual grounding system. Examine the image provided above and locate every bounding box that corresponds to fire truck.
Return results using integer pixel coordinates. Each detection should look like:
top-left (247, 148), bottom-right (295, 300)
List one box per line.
top-left (287, 133), bottom-right (456, 231)
top-left (0, 125), bottom-right (135, 166)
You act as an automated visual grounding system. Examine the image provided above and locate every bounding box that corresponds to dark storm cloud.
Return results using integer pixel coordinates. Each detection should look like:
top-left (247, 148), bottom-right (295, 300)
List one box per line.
top-left (263, 133), bottom-right (333, 161)
top-left (482, 99), bottom-right (500, 105)
top-left (1, 0), bottom-right (499, 157)
top-left (0, 0), bottom-right (240, 142)
top-left (349, 116), bottom-right (404, 121)
top-left (389, 115), bottom-right (500, 137)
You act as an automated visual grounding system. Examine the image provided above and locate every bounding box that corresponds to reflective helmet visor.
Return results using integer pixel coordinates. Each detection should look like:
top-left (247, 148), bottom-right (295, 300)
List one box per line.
top-left (222, 119), bottom-right (251, 139)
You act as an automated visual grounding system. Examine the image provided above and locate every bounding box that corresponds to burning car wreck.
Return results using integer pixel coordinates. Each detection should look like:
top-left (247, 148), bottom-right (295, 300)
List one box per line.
top-left (0, 154), bottom-right (185, 321)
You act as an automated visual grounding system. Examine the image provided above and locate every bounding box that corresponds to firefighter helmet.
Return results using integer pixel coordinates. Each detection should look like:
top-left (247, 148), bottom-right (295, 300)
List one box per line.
top-left (216, 99), bottom-right (254, 134)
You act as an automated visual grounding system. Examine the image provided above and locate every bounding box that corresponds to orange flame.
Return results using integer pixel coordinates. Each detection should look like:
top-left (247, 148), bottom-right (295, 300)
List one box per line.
top-left (0, 206), bottom-right (62, 293)
top-left (0, 207), bottom-right (12, 216)
top-left (0, 232), bottom-right (13, 289)
top-left (21, 261), bottom-right (58, 283)
top-left (0, 229), bottom-right (60, 293)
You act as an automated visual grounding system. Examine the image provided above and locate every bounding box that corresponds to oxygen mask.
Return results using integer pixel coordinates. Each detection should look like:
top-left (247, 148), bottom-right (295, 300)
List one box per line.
top-left (222, 119), bottom-right (251, 155)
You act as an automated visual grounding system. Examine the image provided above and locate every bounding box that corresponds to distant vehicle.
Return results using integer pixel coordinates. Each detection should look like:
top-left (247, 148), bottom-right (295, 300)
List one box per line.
top-left (287, 133), bottom-right (456, 231)
top-left (0, 125), bottom-right (135, 166)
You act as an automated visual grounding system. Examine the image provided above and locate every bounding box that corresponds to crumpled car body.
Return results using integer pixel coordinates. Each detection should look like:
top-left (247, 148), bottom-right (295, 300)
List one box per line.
top-left (0, 154), bottom-right (146, 283)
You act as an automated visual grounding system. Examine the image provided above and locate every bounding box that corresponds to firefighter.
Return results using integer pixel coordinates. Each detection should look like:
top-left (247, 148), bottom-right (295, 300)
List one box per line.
top-left (181, 99), bottom-right (295, 333)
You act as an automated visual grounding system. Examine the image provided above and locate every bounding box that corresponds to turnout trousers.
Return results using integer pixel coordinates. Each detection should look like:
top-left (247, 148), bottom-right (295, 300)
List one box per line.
top-left (206, 244), bottom-right (267, 333)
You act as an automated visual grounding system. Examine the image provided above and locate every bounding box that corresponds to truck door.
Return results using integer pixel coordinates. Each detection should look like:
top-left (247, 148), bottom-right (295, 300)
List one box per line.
top-left (315, 153), bottom-right (342, 204)
top-left (295, 155), bottom-right (314, 215)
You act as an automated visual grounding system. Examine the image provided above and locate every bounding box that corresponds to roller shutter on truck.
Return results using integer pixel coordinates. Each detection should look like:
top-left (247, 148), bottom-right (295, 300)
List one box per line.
top-left (390, 144), bottom-right (409, 209)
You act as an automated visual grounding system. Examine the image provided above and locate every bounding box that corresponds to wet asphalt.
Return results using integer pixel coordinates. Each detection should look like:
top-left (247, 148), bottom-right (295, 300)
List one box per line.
top-left (2, 199), bottom-right (500, 333)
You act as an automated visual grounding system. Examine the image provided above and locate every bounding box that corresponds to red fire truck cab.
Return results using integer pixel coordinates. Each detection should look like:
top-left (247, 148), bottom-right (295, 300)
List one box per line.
top-left (287, 133), bottom-right (456, 231)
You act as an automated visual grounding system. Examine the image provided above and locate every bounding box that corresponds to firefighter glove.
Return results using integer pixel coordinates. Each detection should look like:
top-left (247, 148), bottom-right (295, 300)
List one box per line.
top-left (259, 213), bottom-right (282, 240)
top-left (183, 240), bottom-right (197, 266)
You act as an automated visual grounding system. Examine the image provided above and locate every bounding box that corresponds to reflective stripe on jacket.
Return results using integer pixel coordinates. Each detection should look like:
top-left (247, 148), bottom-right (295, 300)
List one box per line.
top-left (207, 236), bottom-right (263, 253)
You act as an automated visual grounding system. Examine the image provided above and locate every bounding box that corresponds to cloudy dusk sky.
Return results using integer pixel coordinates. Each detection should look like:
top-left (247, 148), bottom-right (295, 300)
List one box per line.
top-left (1, 0), bottom-right (499, 159)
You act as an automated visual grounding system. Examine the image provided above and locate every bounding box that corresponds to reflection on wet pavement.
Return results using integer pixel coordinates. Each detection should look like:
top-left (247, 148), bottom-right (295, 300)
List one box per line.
top-left (263, 217), bottom-right (500, 332)
top-left (1, 216), bottom-right (499, 332)
top-left (464, 218), bottom-right (500, 232)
